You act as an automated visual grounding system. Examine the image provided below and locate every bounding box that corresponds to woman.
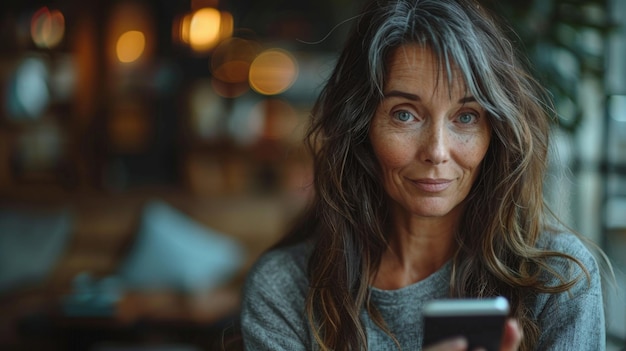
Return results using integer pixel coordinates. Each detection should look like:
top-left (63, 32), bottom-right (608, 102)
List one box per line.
top-left (240, 0), bottom-right (606, 350)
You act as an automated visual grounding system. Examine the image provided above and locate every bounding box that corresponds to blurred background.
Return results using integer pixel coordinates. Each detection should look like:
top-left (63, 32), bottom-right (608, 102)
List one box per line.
top-left (0, 0), bottom-right (624, 350)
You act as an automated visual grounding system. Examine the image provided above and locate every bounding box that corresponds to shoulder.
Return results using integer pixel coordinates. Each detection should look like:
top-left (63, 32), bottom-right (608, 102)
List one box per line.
top-left (540, 231), bottom-right (592, 257)
top-left (531, 231), bottom-right (603, 312)
top-left (242, 240), bottom-right (312, 303)
top-left (538, 231), bottom-right (600, 278)
top-left (531, 232), bottom-right (606, 349)
top-left (240, 241), bottom-right (314, 349)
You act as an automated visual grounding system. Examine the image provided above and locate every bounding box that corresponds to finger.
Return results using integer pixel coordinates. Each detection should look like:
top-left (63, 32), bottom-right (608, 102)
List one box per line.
top-left (500, 319), bottom-right (523, 351)
top-left (424, 337), bottom-right (468, 351)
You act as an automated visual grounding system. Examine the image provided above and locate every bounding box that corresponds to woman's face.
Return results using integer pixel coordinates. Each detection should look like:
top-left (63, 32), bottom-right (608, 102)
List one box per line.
top-left (369, 44), bottom-right (491, 220)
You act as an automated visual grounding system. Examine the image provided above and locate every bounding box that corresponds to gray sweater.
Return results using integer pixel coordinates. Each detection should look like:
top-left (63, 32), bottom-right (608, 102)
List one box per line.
top-left (241, 233), bottom-right (605, 350)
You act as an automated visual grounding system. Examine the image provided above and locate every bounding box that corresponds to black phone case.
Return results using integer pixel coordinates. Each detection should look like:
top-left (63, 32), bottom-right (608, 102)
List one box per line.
top-left (422, 314), bottom-right (506, 351)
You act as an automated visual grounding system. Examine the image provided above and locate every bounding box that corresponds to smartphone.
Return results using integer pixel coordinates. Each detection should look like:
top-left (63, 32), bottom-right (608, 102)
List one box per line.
top-left (422, 296), bottom-right (510, 351)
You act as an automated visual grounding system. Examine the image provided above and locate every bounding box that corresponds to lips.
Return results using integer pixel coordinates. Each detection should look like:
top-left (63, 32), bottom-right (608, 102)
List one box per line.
top-left (411, 178), bottom-right (453, 193)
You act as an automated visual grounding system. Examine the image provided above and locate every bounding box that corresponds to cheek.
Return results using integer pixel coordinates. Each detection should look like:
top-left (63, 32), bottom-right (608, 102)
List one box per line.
top-left (371, 133), bottom-right (414, 170)
top-left (455, 133), bottom-right (491, 170)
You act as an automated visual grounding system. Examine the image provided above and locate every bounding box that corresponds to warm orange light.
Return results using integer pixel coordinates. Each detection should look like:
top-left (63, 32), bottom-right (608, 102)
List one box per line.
top-left (249, 49), bottom-right (298, 95)
top-left (180, 14), bottom-right (192, 44)
top-left (31, 7), bottom-right (65, 49)
top-left (214, 60), bottom-right (250, 83)
top-left (211, 77), bottom-right (249, 98)
top-left (219, 11), bottom-right (234, 41)
top-left (211, 38), bottom-right (261, 84)
top-left (189, 8), bottom-right (221, 52)
top-left (107, 2), bottom-right (154, 68)
top-left (116, 30), bottom-right (146, 63)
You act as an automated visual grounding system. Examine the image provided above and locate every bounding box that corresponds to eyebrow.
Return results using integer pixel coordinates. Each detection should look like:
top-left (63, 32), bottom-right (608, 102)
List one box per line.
top-left (458, 96), bottom-right (477, 104)
top-left (384, 90), bottom-right (420, 101)
top-left (384, 90), bottom-right (478, 104)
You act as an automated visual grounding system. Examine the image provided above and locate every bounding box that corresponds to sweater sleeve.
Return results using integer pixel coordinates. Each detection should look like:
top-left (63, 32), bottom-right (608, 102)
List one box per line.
top-left (534, 233), bottom-right (606, 350)
top-left (240, 245), bottom-right (312, 351)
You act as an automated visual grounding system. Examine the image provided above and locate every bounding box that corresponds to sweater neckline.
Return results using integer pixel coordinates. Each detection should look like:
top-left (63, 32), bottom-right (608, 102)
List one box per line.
top-left (369, 261), bottom-right (452, 306)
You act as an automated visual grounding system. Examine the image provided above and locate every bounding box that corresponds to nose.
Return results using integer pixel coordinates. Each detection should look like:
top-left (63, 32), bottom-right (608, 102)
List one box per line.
top-left (420, 121), bottom-right (449, 165)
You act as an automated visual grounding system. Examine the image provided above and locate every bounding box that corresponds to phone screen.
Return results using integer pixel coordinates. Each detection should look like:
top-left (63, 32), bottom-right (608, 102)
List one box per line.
top-left (422, 297), bottom-right (509, 351)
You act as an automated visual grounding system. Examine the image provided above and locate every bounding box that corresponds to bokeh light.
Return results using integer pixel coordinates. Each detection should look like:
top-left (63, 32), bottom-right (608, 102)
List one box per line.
top-left (189, 80), bottom-right (226, 140)
top-left (106, 1), bottom-right (154, 67)
top-left (248, 49), bottom-right (298, 95)
top-left (6, 57), bottom-right (50, 120)
top-left (189, 8), bottom-right (221, 52)
top-left (176, 8), bottom-right (233, 52)
top-left (211, 78), bottom-right (249, 98)
top-left (30, 7), bottom-right (65, 49)
top-left (227, 97), bottom-right (265, 145)
top-left (116, 31), bottom-right (146, 63)
top-left (211, 38), bottom-right (260, 83)
top-left (178, 14), bottom-right (192, 44)
top-left (209, 38), bottom-right (260, 98)
top-left (49, 54), bottom-right (76, 101)
top-left (219, 12), bottom-right (234, 41)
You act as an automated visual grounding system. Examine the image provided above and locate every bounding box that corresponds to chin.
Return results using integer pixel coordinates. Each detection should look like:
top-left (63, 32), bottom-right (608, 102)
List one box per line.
top-left (407, 201), bottom-right (461, 218)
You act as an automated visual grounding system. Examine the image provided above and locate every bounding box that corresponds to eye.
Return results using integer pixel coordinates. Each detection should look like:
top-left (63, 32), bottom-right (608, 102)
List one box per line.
top-left (392, 110), bottom-right (414, 122)
top-left (457, 112), bottom-right (477, 124)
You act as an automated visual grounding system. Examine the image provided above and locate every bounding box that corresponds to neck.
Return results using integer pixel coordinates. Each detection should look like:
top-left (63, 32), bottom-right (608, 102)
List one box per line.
top-left (373, 208), bottom-right (460, 290)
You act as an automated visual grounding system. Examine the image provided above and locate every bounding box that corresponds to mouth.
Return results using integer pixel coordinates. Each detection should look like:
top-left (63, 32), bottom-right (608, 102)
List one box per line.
top-left (410, 178), bottom-right (453, 193)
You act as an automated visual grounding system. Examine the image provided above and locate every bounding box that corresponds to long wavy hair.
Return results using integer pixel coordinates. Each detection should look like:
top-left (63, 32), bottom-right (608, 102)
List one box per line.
top-left (284, 0), bottom-right (591, 350)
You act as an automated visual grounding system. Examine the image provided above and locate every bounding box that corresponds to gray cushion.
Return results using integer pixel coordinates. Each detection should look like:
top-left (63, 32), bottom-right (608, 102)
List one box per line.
top-left (118, 200), bottom-right (246, 292)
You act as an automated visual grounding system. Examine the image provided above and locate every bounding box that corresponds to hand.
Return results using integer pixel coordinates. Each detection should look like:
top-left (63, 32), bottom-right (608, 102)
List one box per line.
top-left (422, 337), bottom-right (468, 351)
top-left (499, 319), bottom-right (522, 351)
top-left (423, 319), bottom-right (523, 351)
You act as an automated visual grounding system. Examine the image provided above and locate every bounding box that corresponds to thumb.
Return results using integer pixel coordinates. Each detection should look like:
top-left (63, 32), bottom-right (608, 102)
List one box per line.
top-left (500, 319), bottom-right (523, 351)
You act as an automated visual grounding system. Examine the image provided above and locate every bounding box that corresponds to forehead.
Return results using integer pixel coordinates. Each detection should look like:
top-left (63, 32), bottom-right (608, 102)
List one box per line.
top-left (385, 44), bottom-right (467, 96)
